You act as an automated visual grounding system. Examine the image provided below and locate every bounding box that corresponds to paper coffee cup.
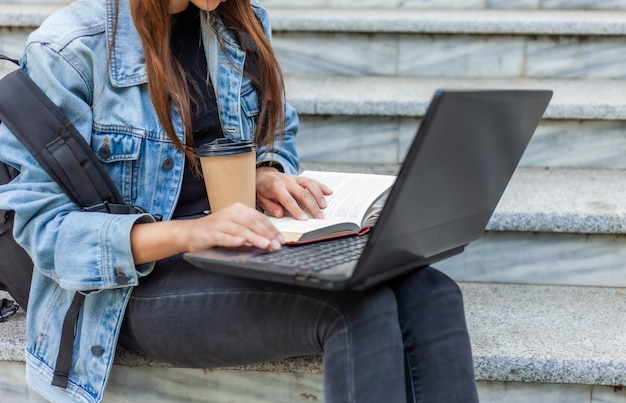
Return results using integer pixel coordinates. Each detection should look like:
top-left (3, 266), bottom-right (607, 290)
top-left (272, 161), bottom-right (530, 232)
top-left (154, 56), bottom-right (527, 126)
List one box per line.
top-left (197, 139), bottom-right (257, 212)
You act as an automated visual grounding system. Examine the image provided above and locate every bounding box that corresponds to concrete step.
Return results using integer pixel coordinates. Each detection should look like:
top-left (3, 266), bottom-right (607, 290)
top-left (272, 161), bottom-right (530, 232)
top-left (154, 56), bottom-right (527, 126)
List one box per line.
top-left (264, 0), bottom-right (626, 11)
top-left (437, 167), bottom-right (626, 287)
top-left (0, 3), bottom-right (59, 27)
top-left (269, 8), bottom-right (626, 35)
top-left (286, 75), bottom-right (626, 121)
top-left (266, 8), bottom-right (626, 79)
top-left (1, 0), bottom-right (69, 4)
top-left (274, 29), bottom-right (626, 80)
top-left (290, 75), bottom-right (626, 170)
top-left (297, 112), bottom-right (626, 171)
top-left (3, 283), bottom-right (626, 402)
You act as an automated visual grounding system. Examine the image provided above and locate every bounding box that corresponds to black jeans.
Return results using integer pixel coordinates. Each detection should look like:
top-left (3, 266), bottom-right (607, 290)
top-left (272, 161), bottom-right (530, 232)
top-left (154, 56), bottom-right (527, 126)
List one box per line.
top-left (119, 254), bottom-right (479, 403)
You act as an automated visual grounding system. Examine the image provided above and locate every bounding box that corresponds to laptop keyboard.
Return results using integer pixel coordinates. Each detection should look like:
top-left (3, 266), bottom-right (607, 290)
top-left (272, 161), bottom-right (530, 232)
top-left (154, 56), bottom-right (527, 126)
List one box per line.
top-left (247, 235), bottom-right (369, 272)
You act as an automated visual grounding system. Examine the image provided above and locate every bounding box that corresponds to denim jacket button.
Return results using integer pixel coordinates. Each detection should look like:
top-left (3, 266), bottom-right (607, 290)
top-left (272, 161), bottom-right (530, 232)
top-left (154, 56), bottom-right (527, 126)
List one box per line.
top-left (98, 146), bottom-right (112, 159)
top-left (162, 158), bottom-right (174, 170)
top-left (91, 345), bottom-right (104, 356)
top-left (115, 274), bottom-right (129, 286)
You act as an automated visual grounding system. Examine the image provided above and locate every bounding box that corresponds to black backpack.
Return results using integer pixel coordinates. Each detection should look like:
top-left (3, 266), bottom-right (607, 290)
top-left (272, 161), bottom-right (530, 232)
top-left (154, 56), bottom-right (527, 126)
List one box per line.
top-left (0, 161), bottom-right (32, 312)
top-left (0, 56), bottom-right (148, 388)
top-left (0, 57), bottom-right (31, 309)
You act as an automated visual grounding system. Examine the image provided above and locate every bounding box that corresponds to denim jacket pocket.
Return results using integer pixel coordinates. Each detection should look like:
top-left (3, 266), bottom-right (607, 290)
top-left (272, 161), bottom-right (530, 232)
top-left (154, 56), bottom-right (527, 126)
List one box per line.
top-left (91, 130), bottom-right (142, 202)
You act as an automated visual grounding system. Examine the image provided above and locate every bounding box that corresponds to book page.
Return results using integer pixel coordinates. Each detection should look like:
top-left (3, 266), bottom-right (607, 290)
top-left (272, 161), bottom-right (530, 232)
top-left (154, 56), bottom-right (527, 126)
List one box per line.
top-left (266, 170), bottom-right (396, 242)
top-left (299, 170), bottom-right (396, 224)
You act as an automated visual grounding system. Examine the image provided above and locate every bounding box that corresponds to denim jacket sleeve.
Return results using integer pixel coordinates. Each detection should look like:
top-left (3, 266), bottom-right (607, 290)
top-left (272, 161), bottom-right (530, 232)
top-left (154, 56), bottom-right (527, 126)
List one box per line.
top-left (0, 42), bottom-right (155, 292)
top-left (250, 0), bottom-right (300, 175)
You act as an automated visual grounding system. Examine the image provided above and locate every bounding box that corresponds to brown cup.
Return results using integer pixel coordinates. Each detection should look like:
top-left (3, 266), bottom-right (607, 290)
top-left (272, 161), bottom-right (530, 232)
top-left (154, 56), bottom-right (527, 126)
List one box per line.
top-left (197, 139), bottom-right (257, 212)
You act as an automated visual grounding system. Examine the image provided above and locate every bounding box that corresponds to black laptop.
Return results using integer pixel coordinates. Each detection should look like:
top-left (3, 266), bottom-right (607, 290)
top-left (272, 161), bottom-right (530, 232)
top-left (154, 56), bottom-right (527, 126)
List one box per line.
top-left (183, 89), bottom-right (553, 291)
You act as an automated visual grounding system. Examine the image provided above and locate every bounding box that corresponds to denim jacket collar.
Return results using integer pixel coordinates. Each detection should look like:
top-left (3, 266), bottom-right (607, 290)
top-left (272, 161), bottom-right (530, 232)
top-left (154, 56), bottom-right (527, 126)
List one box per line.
top-left (105, 0), bottom-right (244, 86)
top-left (105, 0), bottom-right (147, 87)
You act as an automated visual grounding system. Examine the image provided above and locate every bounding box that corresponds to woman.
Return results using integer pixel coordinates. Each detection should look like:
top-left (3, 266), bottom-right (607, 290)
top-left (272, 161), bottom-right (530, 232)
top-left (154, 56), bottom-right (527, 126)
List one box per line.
top-left (0, 0), bottom-right (480, 402)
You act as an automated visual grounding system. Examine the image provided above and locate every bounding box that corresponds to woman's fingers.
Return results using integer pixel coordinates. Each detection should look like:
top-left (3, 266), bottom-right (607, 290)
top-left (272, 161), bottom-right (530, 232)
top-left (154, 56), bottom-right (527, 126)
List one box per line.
top-left (256, 169), bottom-right (333, 220)
top-left (187, 203), bottom-right (284, 251)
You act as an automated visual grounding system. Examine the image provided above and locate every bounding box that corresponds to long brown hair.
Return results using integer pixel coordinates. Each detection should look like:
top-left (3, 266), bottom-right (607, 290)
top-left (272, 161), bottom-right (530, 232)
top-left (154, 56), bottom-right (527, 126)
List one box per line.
top-left (127, 0), bottom-right (285, 162)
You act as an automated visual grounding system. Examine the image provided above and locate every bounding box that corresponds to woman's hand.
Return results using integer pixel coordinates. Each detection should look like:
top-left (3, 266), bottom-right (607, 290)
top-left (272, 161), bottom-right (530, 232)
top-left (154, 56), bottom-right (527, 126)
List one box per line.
top-left (183, 203), bottom-right (284, 252)
top-left (130, 203), bottom-right (284, 264)
top-left (255, 167), bottom-right (333, 220)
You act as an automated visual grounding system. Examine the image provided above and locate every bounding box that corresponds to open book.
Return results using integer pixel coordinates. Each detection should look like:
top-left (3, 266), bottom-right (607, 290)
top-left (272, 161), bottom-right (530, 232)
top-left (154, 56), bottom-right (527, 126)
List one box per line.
top-left (268, 170), bottom-right (396, 244)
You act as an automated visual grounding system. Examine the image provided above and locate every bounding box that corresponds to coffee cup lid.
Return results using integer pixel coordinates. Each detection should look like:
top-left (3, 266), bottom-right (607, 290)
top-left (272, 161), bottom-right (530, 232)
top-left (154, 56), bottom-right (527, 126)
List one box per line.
top-left (197, 138), bottom-right (257, 157)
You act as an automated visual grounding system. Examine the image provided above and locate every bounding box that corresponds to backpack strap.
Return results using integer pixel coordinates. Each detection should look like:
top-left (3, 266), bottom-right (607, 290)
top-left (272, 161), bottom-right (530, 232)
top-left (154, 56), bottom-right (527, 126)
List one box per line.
top-left (0, 55), bottom-right (18, 65)
top-left (0, 162), bottom-right (18, 236)
top-left (51, 292), bottom-right (85, 388)
top-left (0, 69), bottom-right (144, 215)
top-left (0, 57), bottom-right (19, 235)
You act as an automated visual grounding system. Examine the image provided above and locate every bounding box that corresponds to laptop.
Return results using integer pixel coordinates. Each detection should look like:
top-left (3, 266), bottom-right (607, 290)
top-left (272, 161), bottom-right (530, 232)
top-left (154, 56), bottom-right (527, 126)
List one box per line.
top-left (183, 89), bottom-right (553, 291)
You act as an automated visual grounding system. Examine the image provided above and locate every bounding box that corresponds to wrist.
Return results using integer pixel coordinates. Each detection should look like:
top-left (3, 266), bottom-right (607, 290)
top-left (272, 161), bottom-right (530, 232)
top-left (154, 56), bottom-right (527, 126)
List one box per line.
top-left (131, 220), bottom-right (189, 264)
top-left (256, 160), bottom-right (284, 173)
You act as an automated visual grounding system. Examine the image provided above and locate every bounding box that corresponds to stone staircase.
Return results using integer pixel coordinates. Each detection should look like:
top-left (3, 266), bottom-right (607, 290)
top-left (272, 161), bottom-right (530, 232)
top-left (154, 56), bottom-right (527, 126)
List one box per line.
top-left (2, 1), bottom-right (626, 402)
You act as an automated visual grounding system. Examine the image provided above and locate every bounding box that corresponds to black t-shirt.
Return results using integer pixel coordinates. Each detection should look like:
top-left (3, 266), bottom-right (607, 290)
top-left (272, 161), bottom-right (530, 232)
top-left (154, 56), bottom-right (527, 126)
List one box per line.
top-left (170, 4), bottom-right (223, 218)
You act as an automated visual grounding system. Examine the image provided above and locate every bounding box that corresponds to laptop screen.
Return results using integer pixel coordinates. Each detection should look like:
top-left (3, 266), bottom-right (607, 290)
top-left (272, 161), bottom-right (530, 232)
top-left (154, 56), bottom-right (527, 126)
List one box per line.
top-left (355, 89), bottom-right (553, 282)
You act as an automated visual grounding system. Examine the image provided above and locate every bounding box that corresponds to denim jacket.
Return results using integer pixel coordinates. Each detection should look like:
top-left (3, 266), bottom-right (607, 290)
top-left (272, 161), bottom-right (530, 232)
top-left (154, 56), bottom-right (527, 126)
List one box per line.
top-left (0, 0), bottom-right (299, 401)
